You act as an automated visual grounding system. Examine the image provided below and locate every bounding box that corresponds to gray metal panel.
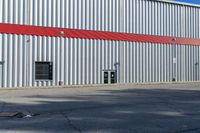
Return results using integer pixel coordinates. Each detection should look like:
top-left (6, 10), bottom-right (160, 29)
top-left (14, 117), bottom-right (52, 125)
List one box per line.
top-left (29, 0), bottom-right (120, 32)
top-left (0, 0), bottom-right (199, 37)
top-left (0, 65), bottom-right (2, 87)
top-left (0, 0), bottom-right (199, 88)
top-left (0, 0), bottom-right (27, 24)
top-left (1, 33), bottom-right (200, 87)
top-left (123, 0), bottom-right (200, 38)
top-left (0, 34), bottom-right (120, 87)
top-left (122, 42), bottom-right (200, 83)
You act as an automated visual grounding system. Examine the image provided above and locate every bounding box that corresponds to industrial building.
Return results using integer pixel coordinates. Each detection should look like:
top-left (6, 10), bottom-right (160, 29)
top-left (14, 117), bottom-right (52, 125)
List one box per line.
top-left (0, 0), bottom-right (200, 88)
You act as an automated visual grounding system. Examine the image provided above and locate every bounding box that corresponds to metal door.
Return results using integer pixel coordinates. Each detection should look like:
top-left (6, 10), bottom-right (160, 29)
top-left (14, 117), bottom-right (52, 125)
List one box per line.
top-left (103, 71), bottom-right (117, 84)
top-left (110, 72), bottom-right (116, 84)
top-left (104, 72), bottom-right (109, 84)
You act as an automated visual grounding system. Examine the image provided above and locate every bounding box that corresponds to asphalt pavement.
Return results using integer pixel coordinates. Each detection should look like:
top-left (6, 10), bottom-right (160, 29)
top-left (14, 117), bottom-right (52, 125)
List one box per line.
top-left (0, 83), bottom-right (200, 133)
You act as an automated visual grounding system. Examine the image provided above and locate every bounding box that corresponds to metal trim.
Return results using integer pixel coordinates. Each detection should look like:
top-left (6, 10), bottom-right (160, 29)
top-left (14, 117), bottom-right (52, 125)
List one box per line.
top-left (0, 23), bottom-right (200, 45)
top-left (155, 0), bottom-right (200, 8)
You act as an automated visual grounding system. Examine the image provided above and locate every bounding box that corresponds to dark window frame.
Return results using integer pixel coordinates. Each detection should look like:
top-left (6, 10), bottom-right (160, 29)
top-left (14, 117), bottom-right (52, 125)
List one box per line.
top-left (35, 62), bottom-right (53, 81)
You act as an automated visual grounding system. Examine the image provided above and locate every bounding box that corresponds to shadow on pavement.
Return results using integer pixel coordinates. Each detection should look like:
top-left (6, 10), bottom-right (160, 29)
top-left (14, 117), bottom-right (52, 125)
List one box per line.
top-left (0, 88), bottom-right (200, 133)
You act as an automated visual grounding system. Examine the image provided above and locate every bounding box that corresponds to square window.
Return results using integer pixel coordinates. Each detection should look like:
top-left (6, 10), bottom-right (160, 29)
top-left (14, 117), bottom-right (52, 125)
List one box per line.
top-left (35, 62), bottom-right (53, 80)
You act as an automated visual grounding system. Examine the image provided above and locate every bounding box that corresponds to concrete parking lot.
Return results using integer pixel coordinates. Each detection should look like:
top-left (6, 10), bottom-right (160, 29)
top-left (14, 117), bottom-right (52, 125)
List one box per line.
top-left (1, 83), bottom-right (200, 133)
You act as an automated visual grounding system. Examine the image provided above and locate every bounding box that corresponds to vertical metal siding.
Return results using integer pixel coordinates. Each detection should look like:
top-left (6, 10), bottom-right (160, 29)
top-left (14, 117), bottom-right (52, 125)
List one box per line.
top-left (31, 37), bottom-right (120, 87)
top-left (121, 0), bottom-right (200, 83)
top-left (0, 0), bottom-right (199, 87)
top-left (29, 0), bottom-right (121, 32)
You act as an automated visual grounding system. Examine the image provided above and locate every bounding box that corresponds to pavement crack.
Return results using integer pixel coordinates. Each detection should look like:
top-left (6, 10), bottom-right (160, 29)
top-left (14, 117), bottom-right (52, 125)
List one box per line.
top-left (61, 111), bottom-right (83, 133)
top-left (36, 102), bottom-right (163, 117)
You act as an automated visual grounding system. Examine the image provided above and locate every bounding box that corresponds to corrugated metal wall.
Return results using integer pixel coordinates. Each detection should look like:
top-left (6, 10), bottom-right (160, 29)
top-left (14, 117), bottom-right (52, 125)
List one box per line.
top-left (121, 0), bottom-right (200, 83)
top-left (121, 42), bottom-right (200, 83)
top-left (0, 34), bottom-right (120, 87)
top-left (0, 0), bottom-right (200, 87)
top-left (123, 0), bottom-right (200, 38)
top-left (0, 0), bottom-right (121, 31)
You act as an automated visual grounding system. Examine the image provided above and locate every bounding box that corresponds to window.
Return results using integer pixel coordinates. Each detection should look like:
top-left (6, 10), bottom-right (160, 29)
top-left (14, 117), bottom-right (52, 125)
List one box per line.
top-left (35, 62), bottom-right (53, 80)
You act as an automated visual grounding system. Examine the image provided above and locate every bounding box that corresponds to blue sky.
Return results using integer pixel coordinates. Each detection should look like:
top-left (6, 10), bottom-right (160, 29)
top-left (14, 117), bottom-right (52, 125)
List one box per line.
top-left (176, 0), bottom-right (200, 4)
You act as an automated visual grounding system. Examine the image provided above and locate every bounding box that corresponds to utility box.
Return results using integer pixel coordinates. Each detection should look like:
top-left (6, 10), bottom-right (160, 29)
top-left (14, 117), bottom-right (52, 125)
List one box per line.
top-left (103, 70), bottom-right (117, 84)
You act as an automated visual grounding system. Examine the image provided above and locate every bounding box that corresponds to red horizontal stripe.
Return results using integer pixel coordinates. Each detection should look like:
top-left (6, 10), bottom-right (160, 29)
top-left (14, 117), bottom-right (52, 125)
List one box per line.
top-left (0, 23), bottom-right (200, 45)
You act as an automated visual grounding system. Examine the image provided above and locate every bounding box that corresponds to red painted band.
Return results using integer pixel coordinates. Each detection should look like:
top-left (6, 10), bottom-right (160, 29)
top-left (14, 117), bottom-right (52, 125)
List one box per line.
top-left (0, 23), bottom-right (200, 45)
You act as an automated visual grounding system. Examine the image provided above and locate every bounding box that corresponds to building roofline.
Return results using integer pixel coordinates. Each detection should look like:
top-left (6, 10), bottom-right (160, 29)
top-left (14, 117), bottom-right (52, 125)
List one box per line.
top-left (155, 0), bottom-right (200, 8)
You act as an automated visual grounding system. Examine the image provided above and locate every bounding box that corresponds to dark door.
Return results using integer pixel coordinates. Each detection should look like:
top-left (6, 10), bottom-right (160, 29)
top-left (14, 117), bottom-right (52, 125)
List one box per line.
top-left (110, 72), bottom-right (116, 84)
top-left (104, 72), bottom-right (109, 84)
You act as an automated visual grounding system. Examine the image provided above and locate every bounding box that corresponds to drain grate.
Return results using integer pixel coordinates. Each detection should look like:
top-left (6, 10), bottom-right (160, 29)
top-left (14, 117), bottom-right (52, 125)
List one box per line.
top-left (0, 112), bottom-right (39, 118)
